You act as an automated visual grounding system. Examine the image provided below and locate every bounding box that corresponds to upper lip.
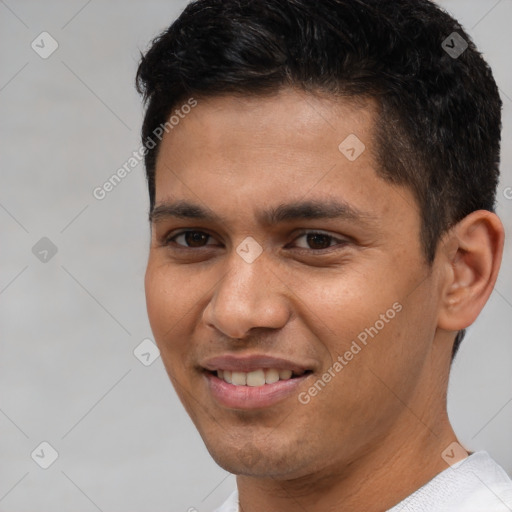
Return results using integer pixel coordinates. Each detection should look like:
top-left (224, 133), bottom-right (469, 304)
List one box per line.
top-left (201, 354), bottom-right (312, 373)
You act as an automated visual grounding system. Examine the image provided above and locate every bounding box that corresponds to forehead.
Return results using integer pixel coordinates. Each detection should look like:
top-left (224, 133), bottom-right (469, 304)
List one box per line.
top-left (153, 88), bottom-right (418, 229)
top-left (158, 89), bottom-right (376, 166)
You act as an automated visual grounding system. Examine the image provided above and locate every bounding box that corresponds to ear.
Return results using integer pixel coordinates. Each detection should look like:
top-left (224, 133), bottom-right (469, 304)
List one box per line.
top-left (437, 210), bottom-right (504, 333)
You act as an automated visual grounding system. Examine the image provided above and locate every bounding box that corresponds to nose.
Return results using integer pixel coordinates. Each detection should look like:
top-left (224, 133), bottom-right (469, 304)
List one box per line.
top-left (202, 250), bottom-right (290, 340)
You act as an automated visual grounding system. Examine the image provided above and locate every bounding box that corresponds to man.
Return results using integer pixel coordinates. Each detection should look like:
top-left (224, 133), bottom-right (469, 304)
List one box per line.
top-left (136, 0), bottom-right (512, 510)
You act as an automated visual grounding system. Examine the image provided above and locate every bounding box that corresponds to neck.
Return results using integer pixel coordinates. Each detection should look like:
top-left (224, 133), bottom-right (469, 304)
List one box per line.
top-left (236, 406), bottom-right (463, 512)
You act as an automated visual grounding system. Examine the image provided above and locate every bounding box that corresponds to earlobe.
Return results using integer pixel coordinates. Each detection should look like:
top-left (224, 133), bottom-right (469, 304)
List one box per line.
top-left (437, 210), bottom-right (504, 332)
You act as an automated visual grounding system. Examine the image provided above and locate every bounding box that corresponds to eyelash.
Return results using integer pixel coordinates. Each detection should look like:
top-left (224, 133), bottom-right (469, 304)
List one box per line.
top-left (162, 229), bottom-right (349, 252)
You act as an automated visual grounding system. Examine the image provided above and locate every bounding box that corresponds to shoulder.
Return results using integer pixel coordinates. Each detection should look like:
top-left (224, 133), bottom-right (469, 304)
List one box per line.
top-left (454, 451), bottom-right (512, 511)
top-left (390, 451), bottom-right (512, 512)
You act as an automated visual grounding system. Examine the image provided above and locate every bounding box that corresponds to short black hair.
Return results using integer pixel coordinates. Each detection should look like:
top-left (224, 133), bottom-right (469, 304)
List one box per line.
top-left (136, 0), bottom-right (502, 359)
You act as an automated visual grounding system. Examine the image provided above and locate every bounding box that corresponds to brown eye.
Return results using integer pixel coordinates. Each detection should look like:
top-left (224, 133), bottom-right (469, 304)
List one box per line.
top-left (166, 230), bottom-right (215, 248)
top-left (304, 233), bottom-right (333, 250)
top-left (293, 231), bottom-right (347, 251)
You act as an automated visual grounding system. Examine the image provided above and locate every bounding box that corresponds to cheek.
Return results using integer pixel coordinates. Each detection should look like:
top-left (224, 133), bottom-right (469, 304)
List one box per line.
top-left (144, 263), bottom-right (203, 411)
top-left (288, 266), bottom-right (395, 353)
top-left (144, 259), bottom-right (220, 376)
top-left (294, 264), bottom-right (431, 397)
top-left (144, 261), bottom-right (192, 355)
top-left (145, 262), bottom-right (172, 337)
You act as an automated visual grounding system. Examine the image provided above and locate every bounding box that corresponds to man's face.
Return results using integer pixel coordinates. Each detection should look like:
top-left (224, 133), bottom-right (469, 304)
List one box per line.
top-left (145, 88), bottom-right (443, 479)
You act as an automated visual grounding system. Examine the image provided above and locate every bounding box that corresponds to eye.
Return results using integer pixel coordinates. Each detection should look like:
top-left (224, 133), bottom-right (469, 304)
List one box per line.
top-left (291, 231), bottom-right (349, 251)
top-left (162, 229), bottom-right (349, 252)
top-left (164, 230), bottom-right (217, 248)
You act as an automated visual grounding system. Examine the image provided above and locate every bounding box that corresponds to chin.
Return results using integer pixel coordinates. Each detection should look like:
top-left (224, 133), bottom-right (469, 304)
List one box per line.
top-left (204, 436), bottom-right (312, 479)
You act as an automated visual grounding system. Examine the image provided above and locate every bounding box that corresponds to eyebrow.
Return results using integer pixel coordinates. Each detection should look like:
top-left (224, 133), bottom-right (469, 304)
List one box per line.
top-left (149, 199), bottom-right (377, 227)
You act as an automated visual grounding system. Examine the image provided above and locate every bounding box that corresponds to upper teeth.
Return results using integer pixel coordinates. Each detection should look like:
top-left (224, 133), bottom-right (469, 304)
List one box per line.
top-left (216, 369), bottom-right (296, 386)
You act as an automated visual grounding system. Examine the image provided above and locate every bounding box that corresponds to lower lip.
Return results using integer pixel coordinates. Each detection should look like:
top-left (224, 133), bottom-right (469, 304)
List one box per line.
top-left (204, 372), bottom-right (310, 409)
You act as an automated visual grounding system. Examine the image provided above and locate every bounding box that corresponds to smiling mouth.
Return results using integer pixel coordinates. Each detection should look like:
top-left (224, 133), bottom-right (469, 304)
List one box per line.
top-left (206, 368), bottom-right (312, 387)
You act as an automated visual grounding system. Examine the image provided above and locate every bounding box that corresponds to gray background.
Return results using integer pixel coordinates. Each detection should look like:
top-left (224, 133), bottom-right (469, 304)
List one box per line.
top-left (0, 1), bottom-right (511, 511)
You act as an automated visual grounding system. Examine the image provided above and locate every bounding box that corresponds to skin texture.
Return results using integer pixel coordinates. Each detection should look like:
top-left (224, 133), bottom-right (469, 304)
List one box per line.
top-left (144, 88), bottom-right (504, 511)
